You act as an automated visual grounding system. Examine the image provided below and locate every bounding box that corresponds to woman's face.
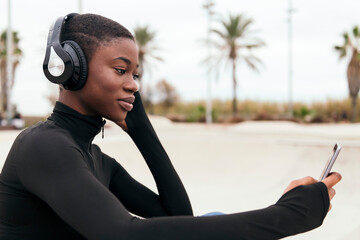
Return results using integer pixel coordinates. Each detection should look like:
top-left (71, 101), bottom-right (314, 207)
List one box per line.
top-left (77, 38), bottom-right (139, 123)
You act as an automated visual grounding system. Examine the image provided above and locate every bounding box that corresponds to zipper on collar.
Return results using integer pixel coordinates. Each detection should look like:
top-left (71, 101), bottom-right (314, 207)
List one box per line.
top-left (101, 119), bottom-right (106, 139)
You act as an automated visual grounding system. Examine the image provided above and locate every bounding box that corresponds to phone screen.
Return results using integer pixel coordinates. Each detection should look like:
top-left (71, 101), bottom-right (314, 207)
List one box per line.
top-left (319, 143), bottom-right (341, 180)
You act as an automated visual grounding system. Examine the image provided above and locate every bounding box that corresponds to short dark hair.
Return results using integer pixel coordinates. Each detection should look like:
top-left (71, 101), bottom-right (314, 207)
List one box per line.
top-left (60, 13), bottom-right (134, 62)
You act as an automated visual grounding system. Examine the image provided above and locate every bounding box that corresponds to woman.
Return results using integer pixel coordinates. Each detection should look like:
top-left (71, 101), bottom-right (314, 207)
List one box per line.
top-left (0, 13), bottom-right (341, 240)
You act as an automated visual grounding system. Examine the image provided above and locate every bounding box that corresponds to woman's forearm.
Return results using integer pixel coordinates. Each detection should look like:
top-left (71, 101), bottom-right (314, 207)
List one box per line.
top-left (125, 92), bottom-right (193, 216)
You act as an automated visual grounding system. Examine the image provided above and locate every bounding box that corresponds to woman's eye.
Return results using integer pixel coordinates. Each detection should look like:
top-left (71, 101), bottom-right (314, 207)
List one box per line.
top-left (133, 74), bottom-right (139, 80)
top-left (115, 68), bottom-right (139, 81)
top-left (115, 68), bottom-right (126, 74)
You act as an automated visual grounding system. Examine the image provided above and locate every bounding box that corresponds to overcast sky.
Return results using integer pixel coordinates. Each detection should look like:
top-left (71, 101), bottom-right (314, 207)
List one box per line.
top-left (0, 0), bottom-right (359, 116)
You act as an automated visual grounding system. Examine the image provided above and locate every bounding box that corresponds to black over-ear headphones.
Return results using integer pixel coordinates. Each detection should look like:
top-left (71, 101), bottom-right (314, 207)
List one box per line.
top-left (43, 13), bottom-right (88, 91)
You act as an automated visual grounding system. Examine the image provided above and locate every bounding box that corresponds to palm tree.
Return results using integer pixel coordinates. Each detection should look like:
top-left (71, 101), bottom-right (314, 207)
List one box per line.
top-left (335, 26), bottom-right (360, 122)
top-left (211, 14), bottom-right (265, 116)
top-left (0, 30), bottom-right (22, 116)
top-left (133, 25), bottom-right (163, 92)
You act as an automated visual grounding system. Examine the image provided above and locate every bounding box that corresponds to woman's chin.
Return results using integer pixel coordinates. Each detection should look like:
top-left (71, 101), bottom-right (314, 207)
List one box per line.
top-left (108, 114), bottom-right (127, 124)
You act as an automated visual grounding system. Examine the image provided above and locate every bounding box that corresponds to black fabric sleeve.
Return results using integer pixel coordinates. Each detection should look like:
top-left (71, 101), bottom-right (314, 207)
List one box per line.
top-left (122, 182), bottom-right (329, 240)
top-left (16, 129), bottom-right (330, 239)
top-left (108, 154), bottom-right (173, 217)
top-left (124, 91), bottom-right (193, 216)
top-left (118, 183), bottom-right (329, 240)
top-left (16, 133), bottom-right (134, 239)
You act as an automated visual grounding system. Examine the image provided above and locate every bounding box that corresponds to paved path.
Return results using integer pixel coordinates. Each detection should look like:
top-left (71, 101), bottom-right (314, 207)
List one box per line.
top-left (1, 119), bottom-right (359, 239)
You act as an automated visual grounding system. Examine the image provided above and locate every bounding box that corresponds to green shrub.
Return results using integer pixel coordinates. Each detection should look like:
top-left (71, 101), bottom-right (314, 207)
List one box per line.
top-left (145, 97), bottom-right (359, 123)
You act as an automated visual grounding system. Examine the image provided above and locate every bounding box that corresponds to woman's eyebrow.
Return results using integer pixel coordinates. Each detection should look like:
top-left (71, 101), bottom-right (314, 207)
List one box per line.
top-left (113, 56), bottom-right (139, 68)
top-left (113, 56), bottom-right (131, 65)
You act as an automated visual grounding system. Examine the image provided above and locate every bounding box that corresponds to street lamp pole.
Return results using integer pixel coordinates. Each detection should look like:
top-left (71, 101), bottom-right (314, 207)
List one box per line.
top-left (288, 0), bottom-right (294, 118)
top-left (6, 0), bottom-right (13, 123)
top-left (78, 0), bottom-right (83, 13)
top-left (203, 0), bottom-right (215, 124)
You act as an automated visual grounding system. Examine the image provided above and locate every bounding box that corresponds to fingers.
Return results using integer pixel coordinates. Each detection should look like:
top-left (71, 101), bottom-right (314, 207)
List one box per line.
top-left (328, 187), bottom-right (336, 200)
top-left (282, 173), bottom-right (341, 212)
top-left (283, 176), bottom-right (317, 194)
top-left (296, 176), bottom-right (318, 185)
top-left (288, 176), bottom-right (317, 190)
top-left (321, 172), bottom-right (342, 189)
top-left (327, 188), bottom-right (336, 212)
top-left (321, 172), bottom-right (341, 212)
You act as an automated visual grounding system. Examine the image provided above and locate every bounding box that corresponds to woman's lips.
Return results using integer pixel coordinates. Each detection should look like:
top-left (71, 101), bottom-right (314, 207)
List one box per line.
top-left (117, 97), bottom-right (135, 111)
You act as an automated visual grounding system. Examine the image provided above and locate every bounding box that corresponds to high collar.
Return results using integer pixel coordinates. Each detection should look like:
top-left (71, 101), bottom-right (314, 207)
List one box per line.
top-left (48, 102), bottom-right (105, 146)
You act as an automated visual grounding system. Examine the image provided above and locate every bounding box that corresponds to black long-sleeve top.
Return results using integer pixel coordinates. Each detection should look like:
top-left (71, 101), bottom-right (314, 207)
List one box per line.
top-left (0, 92), bottom-right (329, 239)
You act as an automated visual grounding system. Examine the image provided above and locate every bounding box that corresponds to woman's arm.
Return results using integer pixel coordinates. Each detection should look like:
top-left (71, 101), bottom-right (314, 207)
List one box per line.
top-left (16, 132), bottom-right (337, 239)
top-left (108, 153), bottom-right (179, 217)
top-left (121, 91), bottom-right (193, 216)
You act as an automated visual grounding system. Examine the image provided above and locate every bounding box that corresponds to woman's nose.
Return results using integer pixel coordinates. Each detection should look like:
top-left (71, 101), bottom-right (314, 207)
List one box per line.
top-left (124, 78), bottom-right (139, 93)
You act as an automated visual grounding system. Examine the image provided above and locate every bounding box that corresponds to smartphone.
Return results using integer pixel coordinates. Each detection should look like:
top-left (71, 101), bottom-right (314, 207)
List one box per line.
top-left (319, 143), bottom-right (342, 180)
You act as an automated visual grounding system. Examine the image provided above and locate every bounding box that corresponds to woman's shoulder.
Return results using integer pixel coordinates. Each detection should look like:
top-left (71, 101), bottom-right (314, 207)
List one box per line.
top-left (5, 120), bottom-right (82, 181)
top-left (15, 120), bottom-right (74, 148)
top-left (11, 120), bottom-right (85, 169)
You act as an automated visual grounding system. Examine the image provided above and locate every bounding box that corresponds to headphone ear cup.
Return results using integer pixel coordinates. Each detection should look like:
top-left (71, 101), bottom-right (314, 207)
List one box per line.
top-left (61, 40), bottom-right (88, 90)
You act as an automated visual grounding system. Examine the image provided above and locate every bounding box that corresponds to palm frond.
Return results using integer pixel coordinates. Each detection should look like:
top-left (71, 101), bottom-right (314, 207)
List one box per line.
top-left (334, 45), bottom-right (347, 59)
top-left (212, 29), bottom-right (227, 40)
top-left (134, 25), bottom-right (156, 46)
top-left (238, 17), bottom-right (254, 37)
top-left (353, 26), bottom-right (359, 37)
top-left (243, 57), bottom-right (257, 71)
top-left (237, 41), bottom-right (265, 50)
top-left (132, 25), bottom-right (163, 85)
top-left (211, 13), bottom-right (264, 65)
top-left (244, 55), bottom-right (263, 71)
top-left (148, 54), bottom-right (163, 62)
top-left (353, 26), bottom-right (360, 48)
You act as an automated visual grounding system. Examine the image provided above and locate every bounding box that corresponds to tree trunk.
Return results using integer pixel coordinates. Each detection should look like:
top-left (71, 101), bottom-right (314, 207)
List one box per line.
top-left (138, 52), bottom-right (144, 94)
top-left (0, 31), bottom-right (21, 118)
top-left (0, 60), bottom-right (18, 116)
top-left (347, 49), bottom-right (360, 122)
top-left (0, 60), bottom-right (7, 114)
top-left (232, 59), bottom-right (237, 117)
top-left (351, 95), bottom-right (358, 122)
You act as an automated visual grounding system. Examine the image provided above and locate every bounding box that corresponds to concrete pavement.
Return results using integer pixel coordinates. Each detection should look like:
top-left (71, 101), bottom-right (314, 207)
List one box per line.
top-left (1, 118), bottom-right (359, 239)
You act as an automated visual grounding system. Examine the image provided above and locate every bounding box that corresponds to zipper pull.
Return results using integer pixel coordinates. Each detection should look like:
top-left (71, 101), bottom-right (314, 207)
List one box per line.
top-left (102, 119), bottom-right (106, 139)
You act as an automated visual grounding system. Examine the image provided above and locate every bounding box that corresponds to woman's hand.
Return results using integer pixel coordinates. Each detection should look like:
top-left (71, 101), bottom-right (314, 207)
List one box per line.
top-left (283, 172), bottom-right (342, 211)
top-left (321, 172), bottom-right (342, 211)
top-left (283, 176), bottom-right (317, 195)
top-left (115, 92), bottom-right (148, 133)
top-left (116, 120), bottom-right (128, 132)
